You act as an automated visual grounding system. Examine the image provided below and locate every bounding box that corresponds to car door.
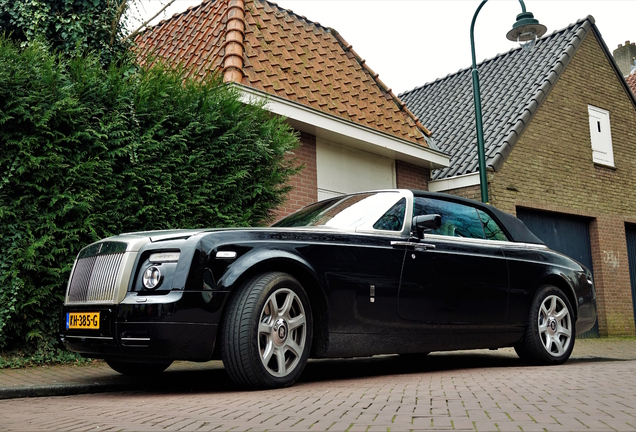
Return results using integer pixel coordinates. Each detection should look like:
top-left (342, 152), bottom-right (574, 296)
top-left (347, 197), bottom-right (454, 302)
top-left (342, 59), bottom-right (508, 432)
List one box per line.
top-left (397, 197), bottom-right (509, 326)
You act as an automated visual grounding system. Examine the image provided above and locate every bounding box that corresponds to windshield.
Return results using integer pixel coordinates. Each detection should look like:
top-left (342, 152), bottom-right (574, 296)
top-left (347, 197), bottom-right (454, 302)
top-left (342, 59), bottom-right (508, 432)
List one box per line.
top-left (272, 192), bottom-right (404, 230)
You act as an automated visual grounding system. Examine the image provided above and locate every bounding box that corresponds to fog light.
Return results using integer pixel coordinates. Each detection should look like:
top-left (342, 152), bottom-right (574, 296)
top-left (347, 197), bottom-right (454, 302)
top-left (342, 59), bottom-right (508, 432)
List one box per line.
top-left (143, 266), bottom-right (162, 289)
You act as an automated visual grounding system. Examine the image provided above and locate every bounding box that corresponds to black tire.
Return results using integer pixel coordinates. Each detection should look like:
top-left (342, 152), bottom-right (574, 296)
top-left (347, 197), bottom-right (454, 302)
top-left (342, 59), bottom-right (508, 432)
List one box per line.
top-left (105, 359), bottom-right (172, 376)
top-left (513, 339), bottom-right (532, 362)
top-left (220, 272), bottom-right (313, 389)
top-left (514, 285), bottom-right (575, 365)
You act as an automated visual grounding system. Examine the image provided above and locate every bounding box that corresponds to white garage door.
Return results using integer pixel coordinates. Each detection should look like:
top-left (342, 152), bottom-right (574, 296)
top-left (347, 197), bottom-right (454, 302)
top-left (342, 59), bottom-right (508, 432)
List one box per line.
top-left (316, 139), bottom-right (396, 201)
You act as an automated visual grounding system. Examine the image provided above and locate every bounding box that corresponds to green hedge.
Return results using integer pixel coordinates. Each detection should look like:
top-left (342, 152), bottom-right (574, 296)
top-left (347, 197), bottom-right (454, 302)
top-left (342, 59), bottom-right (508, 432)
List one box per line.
top-left (0, 0), bottom-right (131, 65)
top-left (0, 37), bottom-right (300, 357)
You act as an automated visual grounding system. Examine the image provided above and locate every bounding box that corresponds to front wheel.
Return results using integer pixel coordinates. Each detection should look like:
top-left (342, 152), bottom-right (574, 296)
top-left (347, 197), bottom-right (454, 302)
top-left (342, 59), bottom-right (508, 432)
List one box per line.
top-left (220, 272), bottom-right (313, 389)
top-left (514, 285), bottom-right (575, 365)
top-left (105, 359), bottom-right (172, 376)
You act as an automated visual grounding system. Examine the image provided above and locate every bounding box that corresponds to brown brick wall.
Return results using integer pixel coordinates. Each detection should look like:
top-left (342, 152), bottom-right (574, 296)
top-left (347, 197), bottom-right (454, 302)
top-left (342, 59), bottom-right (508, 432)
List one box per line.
top-left (395, 161), bottom-right (430, 190)
top-left (451, 32), bottom-right (636, 335)
top-left (589, 216), bottom-right (635, 335)
top-left (443, 184), bottom-right (483, 202)
top-left (274, 132), bottom-right (318, 221)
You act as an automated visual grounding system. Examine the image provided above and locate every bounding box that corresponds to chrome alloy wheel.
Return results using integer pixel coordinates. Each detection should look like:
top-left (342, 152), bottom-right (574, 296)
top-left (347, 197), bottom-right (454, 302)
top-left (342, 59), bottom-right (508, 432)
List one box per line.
top-left (538, 294), bottom-right (572, 357)
top-left (258, 288), bottom-right (307, 377)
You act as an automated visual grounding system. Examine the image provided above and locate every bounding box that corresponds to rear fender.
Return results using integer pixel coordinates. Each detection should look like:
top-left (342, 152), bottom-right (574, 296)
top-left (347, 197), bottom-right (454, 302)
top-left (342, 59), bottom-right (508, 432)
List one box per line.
top-left (540, 272), bottom-right (579, 320)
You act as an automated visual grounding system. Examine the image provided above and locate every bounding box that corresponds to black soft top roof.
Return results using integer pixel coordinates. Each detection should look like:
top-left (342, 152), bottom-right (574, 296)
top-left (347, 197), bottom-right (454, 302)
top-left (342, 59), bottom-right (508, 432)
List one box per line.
top-left (412, 190), bottom-right (545, 245)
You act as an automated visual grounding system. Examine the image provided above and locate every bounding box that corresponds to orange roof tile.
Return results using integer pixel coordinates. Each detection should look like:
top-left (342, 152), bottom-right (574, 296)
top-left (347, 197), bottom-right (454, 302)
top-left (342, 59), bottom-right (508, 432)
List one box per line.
top-left (626, 72), bottom-right (636, 97)
top-left (135, 0), bottom-right (431, 146)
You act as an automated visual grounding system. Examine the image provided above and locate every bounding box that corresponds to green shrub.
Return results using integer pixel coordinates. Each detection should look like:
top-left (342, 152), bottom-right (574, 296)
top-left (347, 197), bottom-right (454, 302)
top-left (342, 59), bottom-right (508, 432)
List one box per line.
top-left (0, 338), bottom-right (94, 368)
top-left (0, 36), bottom-right (300, 356)
top-left (0, 0), bottom-right (131, 64)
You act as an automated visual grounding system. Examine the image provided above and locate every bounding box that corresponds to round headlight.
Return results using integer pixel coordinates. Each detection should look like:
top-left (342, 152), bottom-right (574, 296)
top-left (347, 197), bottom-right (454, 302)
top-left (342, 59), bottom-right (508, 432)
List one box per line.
top-left (143, 266), bottom-right (162, 289)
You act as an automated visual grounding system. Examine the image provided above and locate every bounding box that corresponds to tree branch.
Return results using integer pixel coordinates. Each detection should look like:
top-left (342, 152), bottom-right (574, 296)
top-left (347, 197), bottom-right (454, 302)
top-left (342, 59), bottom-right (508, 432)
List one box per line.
top-left (110, 0), bottom-right (129, 46)
top-left (124, 0), bottom-right (177, 42)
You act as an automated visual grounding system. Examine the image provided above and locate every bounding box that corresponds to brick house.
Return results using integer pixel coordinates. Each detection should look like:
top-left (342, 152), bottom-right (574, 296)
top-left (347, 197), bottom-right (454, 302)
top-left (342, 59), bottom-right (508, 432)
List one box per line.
top-left (134, 0), bottom-right (448, 219)
top-left (400, 16), bottom-right (636, 336)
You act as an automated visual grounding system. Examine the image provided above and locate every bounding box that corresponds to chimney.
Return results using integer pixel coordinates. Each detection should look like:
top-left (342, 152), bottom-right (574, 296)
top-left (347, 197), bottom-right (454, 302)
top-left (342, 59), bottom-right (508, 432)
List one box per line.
top-left (613, 41), bottom-right (636, 77)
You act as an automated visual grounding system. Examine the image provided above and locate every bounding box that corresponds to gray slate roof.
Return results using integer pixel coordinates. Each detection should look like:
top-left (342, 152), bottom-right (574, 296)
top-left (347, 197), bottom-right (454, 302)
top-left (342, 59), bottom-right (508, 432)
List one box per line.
top-left (400, 16), bottom-right (596, 180)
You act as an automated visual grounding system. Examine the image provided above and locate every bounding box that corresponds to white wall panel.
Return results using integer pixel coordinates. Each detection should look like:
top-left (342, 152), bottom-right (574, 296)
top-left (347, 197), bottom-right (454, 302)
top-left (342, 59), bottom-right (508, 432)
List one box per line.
top-left (316, 138), bottom-right (396, 201)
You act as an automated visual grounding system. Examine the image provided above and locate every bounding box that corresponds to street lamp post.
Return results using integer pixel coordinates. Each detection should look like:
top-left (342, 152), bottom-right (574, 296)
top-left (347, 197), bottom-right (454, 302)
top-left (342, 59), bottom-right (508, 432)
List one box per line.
top-left (470, 0), bottom-right (547, 203)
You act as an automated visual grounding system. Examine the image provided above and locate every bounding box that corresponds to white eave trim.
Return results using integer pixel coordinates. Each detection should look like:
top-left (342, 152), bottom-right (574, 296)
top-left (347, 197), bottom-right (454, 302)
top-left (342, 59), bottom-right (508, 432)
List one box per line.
top-left (235, 84), bottom-right (449, 170)
top-left (428, 172), bottom-right (480, 192)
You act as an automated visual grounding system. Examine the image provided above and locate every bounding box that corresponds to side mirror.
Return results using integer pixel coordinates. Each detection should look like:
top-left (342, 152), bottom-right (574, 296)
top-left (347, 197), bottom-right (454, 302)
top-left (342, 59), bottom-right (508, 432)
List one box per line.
top-left (412, 214), bottom-right (441, 239)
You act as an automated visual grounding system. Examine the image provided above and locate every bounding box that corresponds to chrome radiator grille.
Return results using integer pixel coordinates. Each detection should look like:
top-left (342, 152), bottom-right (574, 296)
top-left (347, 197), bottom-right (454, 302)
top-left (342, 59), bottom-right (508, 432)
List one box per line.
top-left (66, 241), bottom-right (128, 304)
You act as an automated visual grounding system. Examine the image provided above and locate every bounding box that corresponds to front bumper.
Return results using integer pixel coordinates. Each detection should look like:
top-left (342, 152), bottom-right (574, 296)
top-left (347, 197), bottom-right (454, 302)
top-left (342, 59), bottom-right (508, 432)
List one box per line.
top-left (60, 321), bottom-right (217, 361)
top-left (60, 291), bottom-right (227, 362)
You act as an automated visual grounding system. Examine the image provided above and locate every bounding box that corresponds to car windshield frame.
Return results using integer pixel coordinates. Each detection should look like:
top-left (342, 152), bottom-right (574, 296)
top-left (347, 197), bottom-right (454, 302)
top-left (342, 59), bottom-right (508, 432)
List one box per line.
top-left (272, 190), bottom-right (413, 237)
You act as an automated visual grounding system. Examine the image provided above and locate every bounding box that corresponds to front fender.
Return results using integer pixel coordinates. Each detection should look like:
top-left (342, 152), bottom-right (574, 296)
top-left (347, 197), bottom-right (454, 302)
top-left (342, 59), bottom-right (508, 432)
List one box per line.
top-left (211, 245), bottom-right (330, 358)
top-left (217, 248), bottom-right (322, 292)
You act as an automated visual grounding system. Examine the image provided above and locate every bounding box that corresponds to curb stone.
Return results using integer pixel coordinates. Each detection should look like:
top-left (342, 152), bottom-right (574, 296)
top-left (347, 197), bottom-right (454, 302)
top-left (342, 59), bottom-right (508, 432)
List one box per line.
top-left (1, 339), bottom-right (635, 400)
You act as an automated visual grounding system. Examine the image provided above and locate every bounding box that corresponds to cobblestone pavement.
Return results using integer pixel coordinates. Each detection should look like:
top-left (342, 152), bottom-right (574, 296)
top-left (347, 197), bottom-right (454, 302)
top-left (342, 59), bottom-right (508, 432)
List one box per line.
top-left (0, 338), bottom-right (635, 431)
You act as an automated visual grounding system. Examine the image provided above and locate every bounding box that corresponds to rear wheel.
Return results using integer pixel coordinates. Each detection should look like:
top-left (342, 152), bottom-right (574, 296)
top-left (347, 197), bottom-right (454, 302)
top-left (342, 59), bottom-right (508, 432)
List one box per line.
top-left (220, 272), bottom-right (312, 389)
top-left (514, 285), bottom-right (575, 365)
top-left (105, 359), bottom-right (172, 376)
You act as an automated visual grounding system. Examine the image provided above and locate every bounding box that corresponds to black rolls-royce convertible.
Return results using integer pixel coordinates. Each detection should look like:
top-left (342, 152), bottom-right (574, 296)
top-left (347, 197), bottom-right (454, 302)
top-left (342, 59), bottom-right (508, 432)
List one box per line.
top-left (60, 190), bottom-right (597, 388)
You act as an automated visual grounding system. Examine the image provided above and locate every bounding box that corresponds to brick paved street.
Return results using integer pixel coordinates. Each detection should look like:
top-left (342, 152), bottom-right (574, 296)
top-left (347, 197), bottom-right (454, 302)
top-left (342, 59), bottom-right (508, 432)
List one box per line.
top-left (1, 338), bottom-right (636, 431)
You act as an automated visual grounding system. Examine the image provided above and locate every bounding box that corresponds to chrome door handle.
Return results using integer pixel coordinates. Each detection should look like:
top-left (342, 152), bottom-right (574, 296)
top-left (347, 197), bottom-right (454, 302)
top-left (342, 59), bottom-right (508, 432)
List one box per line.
top-left (414, 243), bottom-right (436, 251)
top-left (390, 241), bottom-right (414, 248)
top-left (390, 241), bottom-right (436, 250)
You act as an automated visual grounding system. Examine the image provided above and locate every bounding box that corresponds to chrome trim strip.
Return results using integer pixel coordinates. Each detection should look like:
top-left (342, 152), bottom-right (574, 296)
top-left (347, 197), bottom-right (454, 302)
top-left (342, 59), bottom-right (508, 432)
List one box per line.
top-left (65, 256), bottom-right (79, 304)
top-left (115, 252), bottom-right (138, 304)
top-left (121, 337), bottom-right (151, 341)
top-left (93, 236), bottom-right (153, 253)
top-left (415, 243), bottom-right (436, 250)
top-left (121, 291), bottom-right (183, 304)
top-left (390, 241), bottom-right (435, 250)
top-left (64, 336), bottom-right (114, 340)
top-left (499, 242), bottom-right (548, 249)
top-left (422, 233), bottom-right (547, 249)
top-left (390, 241), bottom-right (413, 247)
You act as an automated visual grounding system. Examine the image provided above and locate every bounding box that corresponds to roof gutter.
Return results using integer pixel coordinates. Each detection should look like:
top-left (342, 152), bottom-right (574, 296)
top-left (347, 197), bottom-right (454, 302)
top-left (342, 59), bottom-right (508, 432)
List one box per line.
top-left (428, 172), bottom-right (480, 192)
top-left (235, 84), bottom-right (450, 170)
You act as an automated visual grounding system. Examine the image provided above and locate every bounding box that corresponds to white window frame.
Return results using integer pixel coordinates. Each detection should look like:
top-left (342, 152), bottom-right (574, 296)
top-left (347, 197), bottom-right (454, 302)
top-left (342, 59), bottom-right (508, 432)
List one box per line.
top-left (587, 105), bottom-right (615, 167)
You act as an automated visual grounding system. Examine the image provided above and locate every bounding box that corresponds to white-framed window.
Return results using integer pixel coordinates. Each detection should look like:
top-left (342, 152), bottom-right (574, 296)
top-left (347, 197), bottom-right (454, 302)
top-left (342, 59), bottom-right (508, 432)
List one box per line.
top-left (587, 105), bottom-right (615, 167)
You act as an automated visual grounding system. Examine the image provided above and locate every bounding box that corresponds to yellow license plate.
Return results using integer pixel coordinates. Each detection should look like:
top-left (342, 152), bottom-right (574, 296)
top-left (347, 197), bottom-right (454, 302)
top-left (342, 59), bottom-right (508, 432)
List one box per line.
top-left (66, 312), bottom-right (100, 330)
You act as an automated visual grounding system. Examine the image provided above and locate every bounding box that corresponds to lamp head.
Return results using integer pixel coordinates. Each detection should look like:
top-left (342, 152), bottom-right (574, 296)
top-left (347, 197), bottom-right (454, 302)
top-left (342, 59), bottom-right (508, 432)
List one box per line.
top-left (506, 11), bottom-right (547, 50)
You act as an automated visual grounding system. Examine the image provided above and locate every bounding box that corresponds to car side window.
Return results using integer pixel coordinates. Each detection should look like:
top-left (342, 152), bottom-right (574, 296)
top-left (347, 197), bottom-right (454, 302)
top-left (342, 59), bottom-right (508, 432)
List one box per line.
top-left (477, 210), bottom-right (509, 241)
top-left (373, 198), bottom-right (406, 231)
top-left (413, 197), bottom-right (486, 239)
